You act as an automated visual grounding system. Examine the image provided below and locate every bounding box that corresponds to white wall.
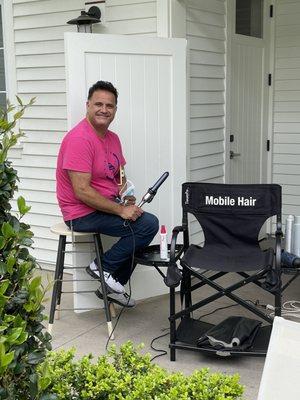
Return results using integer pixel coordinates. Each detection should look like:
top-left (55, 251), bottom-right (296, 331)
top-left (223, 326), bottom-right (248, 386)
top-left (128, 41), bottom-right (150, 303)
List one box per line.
top-left (13, 0), bottom-right (300, 262)
top-left (185, 0), bottom-right (226, 241)
top-left (8, 0), bottom-right (158, 267)
top-left (273, 0), bottom-right (300, 221)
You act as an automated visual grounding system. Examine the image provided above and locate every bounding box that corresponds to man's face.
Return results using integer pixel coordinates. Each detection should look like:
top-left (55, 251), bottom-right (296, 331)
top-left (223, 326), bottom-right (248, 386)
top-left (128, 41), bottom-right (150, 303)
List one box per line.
top-left (86, 90), bottom-right (117, 132)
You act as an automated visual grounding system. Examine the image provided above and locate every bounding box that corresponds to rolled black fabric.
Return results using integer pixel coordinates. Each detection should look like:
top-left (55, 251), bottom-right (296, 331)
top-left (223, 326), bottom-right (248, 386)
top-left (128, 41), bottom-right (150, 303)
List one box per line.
top-left (197, 316), bottom-right (262, 351)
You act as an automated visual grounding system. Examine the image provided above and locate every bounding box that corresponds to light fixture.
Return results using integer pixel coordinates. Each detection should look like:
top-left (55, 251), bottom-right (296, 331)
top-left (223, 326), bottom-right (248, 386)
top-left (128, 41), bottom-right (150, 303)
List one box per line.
top-left (67, 6), bottom-right (101, 33)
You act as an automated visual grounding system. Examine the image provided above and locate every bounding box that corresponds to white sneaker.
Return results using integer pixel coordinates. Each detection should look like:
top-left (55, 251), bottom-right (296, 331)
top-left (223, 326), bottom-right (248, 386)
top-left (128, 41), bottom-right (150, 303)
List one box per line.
top-left (103, 271), bottom-right (125, 294)
top-left (86, 261), bottom-right (125, 294)
top-left (95, 289), bottom-right (136, 308)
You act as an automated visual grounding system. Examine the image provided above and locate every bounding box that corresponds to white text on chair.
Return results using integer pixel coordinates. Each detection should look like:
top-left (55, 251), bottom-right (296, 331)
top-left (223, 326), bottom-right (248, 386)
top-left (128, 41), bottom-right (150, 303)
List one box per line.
top-left (205, 196), bottom-right (257, 207)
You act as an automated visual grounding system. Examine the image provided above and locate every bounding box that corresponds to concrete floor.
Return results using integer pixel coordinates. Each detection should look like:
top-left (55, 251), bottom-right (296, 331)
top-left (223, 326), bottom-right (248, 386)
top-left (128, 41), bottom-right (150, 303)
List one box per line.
top-left (42, 269), bottom-right (300, 400)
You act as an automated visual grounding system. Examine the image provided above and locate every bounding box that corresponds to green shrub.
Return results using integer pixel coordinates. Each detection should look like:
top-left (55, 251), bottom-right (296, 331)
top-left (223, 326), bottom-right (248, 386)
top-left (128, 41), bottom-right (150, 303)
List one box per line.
top-left (0, 98), bottom-right (52, 399)
top-left (38, 341), bottom-right (244, 400)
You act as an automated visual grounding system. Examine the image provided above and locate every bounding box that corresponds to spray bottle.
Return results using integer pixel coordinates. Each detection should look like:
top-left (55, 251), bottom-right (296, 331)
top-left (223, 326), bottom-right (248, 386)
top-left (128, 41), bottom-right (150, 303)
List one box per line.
top-left (160, 225), bottom-right (168, 260)
top-left (285, 215), bottom-right (294, 253)
top-left (293, 216), bottom-right (300, 257)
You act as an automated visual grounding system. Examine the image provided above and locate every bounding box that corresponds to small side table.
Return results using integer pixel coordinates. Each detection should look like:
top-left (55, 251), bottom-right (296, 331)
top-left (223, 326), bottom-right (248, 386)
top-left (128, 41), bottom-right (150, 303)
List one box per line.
top-left (134, 244), bottom-right (183, 360)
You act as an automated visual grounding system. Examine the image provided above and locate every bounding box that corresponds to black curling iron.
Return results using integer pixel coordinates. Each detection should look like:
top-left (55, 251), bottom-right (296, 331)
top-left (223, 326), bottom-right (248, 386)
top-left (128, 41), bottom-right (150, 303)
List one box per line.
top-left (138, 172), bottom-right (169, 207)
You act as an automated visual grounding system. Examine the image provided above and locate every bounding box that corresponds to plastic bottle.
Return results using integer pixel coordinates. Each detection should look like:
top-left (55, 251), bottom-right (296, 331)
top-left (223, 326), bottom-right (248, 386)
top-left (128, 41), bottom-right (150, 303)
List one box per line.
top-left (293, 216), bottom-right (300, 257)
top-left (285, 215), bottom-right (294, 253)
top-left (160, 225), bottom-right (168, 260)
top-left (120, 180), bottom-right (135, 204)
top-left (281, 251), bottom-right (300, 268)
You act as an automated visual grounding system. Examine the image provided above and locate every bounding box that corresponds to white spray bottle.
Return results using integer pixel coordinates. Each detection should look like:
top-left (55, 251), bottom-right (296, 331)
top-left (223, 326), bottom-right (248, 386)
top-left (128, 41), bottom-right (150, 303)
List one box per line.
top-left (160, 225), bottom-right (168, 260)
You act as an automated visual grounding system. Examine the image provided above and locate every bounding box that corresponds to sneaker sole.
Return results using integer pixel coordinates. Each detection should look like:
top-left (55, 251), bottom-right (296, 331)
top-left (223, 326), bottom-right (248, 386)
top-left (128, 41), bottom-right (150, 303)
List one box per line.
top-left (95, 289), bottom-right (135, 308)
top-left (86, 266), bottom-right (100, 280)
top-left (86, 266), bottom-right (124, 294)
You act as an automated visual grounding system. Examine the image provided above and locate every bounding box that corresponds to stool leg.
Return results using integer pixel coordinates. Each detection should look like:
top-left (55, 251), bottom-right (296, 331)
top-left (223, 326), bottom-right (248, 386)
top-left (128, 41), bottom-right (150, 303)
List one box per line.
top-left (56, 242), bottom-right (66, 321)
top-left (94, 234), bottom-right (114, 340)
top-left (48, 235), bottom-right (66, 334)
top-left (109, 302), bottom-right (116, 318)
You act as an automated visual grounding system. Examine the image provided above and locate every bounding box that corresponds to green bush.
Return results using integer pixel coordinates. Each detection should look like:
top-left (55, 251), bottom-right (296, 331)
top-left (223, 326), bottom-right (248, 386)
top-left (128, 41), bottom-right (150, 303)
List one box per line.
top-left (0, 98), bottom-right (52, 399)
top-left (38, 342), bottom-right (244, 400)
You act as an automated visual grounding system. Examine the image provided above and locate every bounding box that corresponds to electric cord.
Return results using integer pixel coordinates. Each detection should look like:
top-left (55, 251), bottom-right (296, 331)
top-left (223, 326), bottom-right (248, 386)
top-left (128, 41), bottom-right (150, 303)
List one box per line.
top-left (105, 219), bottom-right (136, 350)
top-left (197, 304), bottom-right (239, 320)
top-left (150, 328), bottom-right (170, 362)
top-left (196, 299), bottom-right (260, 321)
top-left (267, 300), bottom-right (300, 320)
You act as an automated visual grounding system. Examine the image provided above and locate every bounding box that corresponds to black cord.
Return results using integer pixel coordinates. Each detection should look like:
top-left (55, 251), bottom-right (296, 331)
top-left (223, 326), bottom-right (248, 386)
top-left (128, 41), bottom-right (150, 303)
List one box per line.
top-left (105, 220), bottom-right (136, 350)
top-left (150, 328), bottom-right (169, 362)
top-left (196, 299), bottom-right (260, 321)
top-left (197, 304), bottom-right (239, 320)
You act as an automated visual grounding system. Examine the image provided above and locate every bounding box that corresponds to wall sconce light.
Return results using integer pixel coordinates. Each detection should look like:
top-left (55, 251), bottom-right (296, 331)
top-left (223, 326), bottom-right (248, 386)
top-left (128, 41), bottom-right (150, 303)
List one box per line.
top-left (67, 6), bottom-right (101, 33)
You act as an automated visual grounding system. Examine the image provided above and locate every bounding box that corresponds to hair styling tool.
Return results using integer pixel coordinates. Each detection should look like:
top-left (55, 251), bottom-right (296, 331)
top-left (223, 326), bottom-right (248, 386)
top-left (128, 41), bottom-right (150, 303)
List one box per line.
top-left (138, 172), bottom-right (169, 207)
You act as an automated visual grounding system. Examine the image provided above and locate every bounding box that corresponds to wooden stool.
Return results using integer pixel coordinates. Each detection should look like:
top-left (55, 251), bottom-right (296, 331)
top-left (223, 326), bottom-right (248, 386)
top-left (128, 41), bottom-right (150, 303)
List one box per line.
top-left (48, 222), bottom-right (115, 338)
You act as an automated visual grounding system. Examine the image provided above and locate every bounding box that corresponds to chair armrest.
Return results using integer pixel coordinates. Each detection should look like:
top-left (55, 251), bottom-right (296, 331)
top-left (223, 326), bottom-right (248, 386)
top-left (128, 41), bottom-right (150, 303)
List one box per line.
top-left (164, 226), bottom-right (187, 288)
top-left (170, 225), bottom-right (187, 263)
top-left (275, 221), bottom-right (282, 269)
top-left (275, 221), bottom-right (282, 238)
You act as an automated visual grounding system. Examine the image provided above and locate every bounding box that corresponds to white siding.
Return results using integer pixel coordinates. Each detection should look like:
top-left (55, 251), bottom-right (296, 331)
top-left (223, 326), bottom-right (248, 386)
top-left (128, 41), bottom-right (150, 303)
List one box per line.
top-left (273, 1), bottom-right (300, 221)
top-left (186, 0), bottom-right (225, 184)
top-left (186, 0), bottom-right (226, 243)
top-left (9, 0), bottom-right (157, 267)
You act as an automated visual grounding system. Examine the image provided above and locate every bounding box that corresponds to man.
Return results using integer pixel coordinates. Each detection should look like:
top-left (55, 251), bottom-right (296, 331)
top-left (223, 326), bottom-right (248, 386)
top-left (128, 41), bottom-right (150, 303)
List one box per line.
top-left (56, 81), bottom-right (159, 307)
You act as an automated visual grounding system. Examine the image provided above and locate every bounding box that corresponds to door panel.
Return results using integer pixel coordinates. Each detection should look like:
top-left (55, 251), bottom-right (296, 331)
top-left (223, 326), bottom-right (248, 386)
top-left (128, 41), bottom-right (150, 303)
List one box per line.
top-left (229, 0), bottom-right (270, 184)
top-left (230, 40), bottom-right (264, 183)
top-left (65, 33), bottom-right (187, 300)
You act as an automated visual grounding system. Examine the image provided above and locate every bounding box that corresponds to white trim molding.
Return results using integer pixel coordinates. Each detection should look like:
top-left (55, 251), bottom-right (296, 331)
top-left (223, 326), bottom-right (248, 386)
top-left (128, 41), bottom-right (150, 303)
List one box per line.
top-left (1, 0), bottom-right (17, 103)
top-left (157, 0), bottom-right (170, 37)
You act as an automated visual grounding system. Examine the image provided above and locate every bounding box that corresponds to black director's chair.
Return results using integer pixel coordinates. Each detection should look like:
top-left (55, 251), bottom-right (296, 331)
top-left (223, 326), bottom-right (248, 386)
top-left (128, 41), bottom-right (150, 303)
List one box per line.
top-left (168, 182), bottom-right (284, 360)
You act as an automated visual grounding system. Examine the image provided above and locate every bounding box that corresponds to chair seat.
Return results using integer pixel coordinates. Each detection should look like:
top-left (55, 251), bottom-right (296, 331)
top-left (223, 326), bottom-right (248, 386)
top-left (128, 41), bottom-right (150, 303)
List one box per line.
top-left (181, 244), bottom-right (274, 272)
top-left (50, 222), bottom-right (95, 237)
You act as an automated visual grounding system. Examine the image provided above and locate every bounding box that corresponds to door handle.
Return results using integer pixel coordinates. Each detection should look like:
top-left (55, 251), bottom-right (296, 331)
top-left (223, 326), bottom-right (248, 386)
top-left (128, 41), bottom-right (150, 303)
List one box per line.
top-left (230, 150), bottom-right (241, 159)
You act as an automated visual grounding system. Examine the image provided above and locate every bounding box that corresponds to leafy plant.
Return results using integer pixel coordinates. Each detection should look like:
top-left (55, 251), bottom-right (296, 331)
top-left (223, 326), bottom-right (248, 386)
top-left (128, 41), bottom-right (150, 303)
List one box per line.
top-left (0, 98), bottom-right (52, 399)
top-left (38, 342), bottom-right (244, 399)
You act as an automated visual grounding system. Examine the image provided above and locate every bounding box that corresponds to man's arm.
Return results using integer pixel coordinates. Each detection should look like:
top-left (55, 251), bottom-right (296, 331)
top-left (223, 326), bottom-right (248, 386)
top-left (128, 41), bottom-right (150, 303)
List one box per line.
top-left (68, 171), bottom-right (142, 221)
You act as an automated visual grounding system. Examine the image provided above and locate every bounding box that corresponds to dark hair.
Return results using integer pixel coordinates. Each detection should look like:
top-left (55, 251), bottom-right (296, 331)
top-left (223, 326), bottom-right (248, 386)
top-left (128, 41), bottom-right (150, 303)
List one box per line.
top-left (87, 81), bottom-right (118, 104)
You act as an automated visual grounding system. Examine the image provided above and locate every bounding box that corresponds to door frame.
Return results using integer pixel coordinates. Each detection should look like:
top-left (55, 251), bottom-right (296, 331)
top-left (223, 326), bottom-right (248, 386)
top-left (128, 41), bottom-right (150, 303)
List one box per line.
top-left (225, 0), bottom-right (275, 184)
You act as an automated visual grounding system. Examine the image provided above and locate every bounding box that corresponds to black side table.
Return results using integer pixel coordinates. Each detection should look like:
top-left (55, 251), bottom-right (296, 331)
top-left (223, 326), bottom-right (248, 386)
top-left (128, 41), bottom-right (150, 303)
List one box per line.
top-left (134, 244), bottom-right (183, 360)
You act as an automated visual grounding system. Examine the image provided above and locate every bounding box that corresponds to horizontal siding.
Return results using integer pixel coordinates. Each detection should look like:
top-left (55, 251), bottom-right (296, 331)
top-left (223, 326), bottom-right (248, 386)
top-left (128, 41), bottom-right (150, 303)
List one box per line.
top-left (14, 0), bottom-right (85, 16)
top-left (106, 2), bottom-right (155, 22)
top-left (187, 1), bottom-right (225, 181)
top-left (10, 0), bottom-right (158, 266)
top-left (273, 1), bottom-right (300, 223)
top-left (186, 0), bottom-right (226, 244)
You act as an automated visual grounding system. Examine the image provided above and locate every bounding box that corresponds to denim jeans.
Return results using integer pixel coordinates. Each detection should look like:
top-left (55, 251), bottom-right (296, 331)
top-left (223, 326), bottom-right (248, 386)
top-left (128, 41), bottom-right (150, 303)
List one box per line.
top-left (66, 211), bottom-right (159, 285)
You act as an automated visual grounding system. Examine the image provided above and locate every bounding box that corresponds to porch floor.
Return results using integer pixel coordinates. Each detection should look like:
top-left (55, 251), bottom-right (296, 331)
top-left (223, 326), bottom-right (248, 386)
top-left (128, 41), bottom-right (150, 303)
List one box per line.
top-left (41, 269), bottom-right (300, 400)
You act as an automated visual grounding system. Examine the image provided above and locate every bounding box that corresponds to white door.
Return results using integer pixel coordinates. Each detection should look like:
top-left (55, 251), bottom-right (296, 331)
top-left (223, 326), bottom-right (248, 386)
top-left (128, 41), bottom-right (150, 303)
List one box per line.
top-left (227, 0), bottom-right (270, 184)
top-left (65, 33), bottom-right (187, 300)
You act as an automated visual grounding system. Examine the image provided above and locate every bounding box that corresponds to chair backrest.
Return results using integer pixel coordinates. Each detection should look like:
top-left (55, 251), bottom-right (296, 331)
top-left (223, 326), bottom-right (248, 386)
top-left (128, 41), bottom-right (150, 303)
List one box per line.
top-left (182, 183), bottom-right (281, 249)
top-left (258, 317), bottom-right (300, 400)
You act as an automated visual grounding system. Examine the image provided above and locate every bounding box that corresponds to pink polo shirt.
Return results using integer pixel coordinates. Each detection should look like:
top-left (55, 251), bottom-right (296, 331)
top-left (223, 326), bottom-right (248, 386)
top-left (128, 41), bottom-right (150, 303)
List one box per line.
top-left (56, 118), bottom-right (126, 221)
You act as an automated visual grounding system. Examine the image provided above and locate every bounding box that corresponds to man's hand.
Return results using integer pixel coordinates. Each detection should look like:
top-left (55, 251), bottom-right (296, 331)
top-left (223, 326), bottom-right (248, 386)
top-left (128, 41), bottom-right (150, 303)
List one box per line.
top-left (119, 204), bottom-right (143, 221)
top-left (122, 195), bottom-right (136, 206)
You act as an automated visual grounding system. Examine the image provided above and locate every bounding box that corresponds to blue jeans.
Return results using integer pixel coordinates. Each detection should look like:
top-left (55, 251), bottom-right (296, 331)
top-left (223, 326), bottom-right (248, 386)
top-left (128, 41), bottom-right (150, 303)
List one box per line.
top-left (66, 211), bottom-right (159, 284)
